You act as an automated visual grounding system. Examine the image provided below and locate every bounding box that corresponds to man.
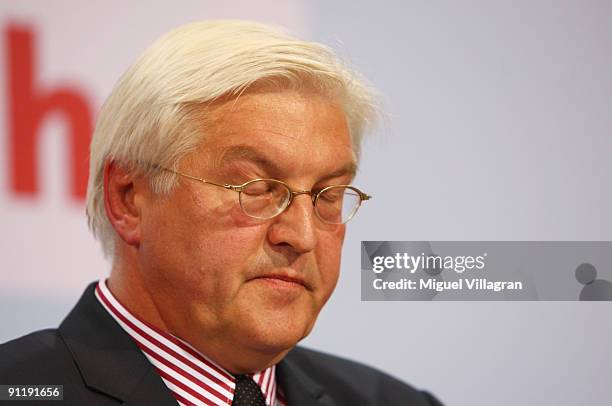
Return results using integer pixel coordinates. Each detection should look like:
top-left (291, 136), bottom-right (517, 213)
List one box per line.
top-left (0, 21), bottom-right (443, 405)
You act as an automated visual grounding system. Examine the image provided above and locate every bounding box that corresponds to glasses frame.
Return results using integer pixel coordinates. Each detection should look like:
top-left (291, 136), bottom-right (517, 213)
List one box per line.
top-left (156, 166), bottom-right (372, 224)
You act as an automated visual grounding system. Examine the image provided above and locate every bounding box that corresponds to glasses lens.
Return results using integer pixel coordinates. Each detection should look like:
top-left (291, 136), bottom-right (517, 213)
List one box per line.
top-left (240, 180), bottom-right (290, 219)
top-left (315, 186), bottom-right (361, 224)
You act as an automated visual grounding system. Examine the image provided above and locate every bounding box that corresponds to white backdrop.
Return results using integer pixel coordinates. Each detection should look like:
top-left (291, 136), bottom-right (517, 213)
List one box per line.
top-left (1, 1), bottom-right (611, 405)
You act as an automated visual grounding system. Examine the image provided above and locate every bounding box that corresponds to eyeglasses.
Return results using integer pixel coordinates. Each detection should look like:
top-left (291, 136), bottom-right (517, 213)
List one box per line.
top-left (157, 166), bottom-right (371, 224)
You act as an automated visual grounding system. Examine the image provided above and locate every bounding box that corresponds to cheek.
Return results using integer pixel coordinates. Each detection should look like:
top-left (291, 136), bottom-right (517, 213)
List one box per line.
top-left (316, 226), bottom-right (346, 298)
top-left (138, 191), bottom-right (255, 279)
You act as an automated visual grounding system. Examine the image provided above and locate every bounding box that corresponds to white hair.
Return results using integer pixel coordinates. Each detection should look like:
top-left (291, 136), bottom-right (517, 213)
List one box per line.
top-left (86, 20), bottom-right (378, 259)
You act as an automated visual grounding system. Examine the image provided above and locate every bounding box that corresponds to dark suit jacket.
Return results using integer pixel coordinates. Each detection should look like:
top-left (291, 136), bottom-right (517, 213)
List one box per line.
top-left (0, 283), bottom-right (443, 405)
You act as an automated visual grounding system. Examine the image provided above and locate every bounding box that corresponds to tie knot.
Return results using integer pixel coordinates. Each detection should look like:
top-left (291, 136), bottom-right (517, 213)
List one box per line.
top-left (232, 374), bottom-right (267, 406)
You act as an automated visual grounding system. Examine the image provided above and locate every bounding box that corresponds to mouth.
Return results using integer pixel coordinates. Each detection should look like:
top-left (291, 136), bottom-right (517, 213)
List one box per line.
top-left (251, 272), bottom-right (310, 290)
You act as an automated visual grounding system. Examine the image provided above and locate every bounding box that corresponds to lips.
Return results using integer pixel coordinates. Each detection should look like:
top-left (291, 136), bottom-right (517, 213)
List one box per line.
top-left (252, 272), bottom-right (309, 289)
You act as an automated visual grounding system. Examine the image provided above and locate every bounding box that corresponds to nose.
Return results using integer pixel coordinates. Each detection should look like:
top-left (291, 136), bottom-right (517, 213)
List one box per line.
top-left (267, 193), bottom-right (317, 254)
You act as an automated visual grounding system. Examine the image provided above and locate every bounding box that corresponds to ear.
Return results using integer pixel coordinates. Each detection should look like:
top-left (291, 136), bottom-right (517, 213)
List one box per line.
top-left (103, 159), bottom-right (143, 247)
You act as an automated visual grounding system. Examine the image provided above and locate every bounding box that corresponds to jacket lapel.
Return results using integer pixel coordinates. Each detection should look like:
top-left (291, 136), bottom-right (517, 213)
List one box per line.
top-left (58, 283), bottom-right (177, 405)
top-left (277, 354), bottom-right (337, 406)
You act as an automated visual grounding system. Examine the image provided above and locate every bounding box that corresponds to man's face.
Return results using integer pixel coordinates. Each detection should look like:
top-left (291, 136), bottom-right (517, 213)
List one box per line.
top-left (136, 89), bottom-right (355, 370)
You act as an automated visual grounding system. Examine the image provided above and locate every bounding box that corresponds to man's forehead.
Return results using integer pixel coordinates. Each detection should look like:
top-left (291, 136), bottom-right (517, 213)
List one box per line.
top-left (209, 127), bottom-right (354, 154)
top-left (204, 89), bottom-right (353, 148)
top-left (214, 144), bottom-right (358, 177)
top-left (191, 90), bottom-right (357, 175)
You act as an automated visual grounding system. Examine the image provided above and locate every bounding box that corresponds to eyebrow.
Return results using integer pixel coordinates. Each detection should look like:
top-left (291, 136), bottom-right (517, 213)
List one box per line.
top-left (216, 145), bottom-right (358, 182)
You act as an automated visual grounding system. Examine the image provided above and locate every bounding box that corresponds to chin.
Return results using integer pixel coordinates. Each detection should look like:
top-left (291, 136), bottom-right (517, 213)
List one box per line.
top-left (245, 317), bottom-right (314, 354)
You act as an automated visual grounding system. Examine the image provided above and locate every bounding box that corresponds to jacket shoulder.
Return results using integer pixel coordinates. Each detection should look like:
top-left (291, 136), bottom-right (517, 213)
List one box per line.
top-left (287, 346), bottom-right (443, 406)
top-left (0, 329), bottom-right (78, 382)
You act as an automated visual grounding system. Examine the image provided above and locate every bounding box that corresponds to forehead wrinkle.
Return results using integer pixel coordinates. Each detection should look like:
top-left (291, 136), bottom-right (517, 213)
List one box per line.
top-left (210, 99), bottom-right (351, 151)
top-left (215, 145), bottom-right (283, 175)
top-left (223, 124), bottom-right (337, 150)
top-left (214, 144), bottom-right (357, 182)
